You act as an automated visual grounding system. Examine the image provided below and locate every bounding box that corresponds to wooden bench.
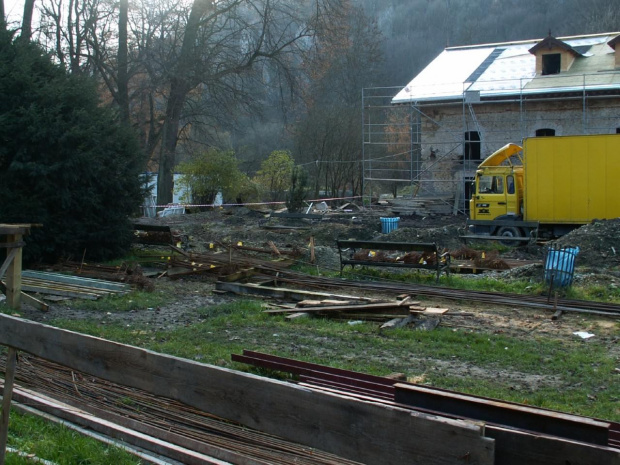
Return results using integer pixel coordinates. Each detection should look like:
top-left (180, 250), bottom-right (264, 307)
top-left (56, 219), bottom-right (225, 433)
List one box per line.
top-left (336, 240), bottom-right (450, 283)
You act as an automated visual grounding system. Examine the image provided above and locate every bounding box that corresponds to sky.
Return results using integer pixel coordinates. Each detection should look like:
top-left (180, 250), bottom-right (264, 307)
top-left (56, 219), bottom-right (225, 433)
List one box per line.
top-left (3, 0), bottom-right (25, 25)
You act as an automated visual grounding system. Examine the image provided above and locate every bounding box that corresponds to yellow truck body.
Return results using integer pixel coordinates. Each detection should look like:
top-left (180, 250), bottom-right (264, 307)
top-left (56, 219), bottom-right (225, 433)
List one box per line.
top-left (469, 134), bottom-right (620, 241)
top-left (524, 135), bottom-right (620, 224)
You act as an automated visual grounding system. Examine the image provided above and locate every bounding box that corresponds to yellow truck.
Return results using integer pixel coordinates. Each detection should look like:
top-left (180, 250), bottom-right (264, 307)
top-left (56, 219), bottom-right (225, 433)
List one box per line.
top-left (468, 134), bottom-right (620, 243)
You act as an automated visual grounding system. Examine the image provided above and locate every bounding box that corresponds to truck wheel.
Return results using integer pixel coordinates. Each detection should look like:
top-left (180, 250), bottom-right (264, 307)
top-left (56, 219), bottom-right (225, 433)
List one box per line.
top-left (496, 226), bottom-right (522, 246)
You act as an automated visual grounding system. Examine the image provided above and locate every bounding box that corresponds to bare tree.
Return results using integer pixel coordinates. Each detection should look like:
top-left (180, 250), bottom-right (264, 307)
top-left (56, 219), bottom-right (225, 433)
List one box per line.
top-left (294, 0), bottom-right (384, 199)
top-left (153, 0), bottom-right (321, 206)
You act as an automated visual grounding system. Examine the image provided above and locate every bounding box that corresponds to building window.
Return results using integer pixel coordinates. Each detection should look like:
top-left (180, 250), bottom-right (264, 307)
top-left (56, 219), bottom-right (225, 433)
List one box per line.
top-left (616, 128), bottom-right (620, 134)
top-left (536, 128), bottom-right (556, 137)
top-left (464, 131), bottom-right (481, 160)
top-left (542, 53), bottom-right (561, 75)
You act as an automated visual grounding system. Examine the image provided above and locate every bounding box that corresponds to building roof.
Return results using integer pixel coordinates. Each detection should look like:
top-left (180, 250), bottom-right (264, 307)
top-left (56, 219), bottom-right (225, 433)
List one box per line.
top-left (392, 32), bottom-right (620, 105)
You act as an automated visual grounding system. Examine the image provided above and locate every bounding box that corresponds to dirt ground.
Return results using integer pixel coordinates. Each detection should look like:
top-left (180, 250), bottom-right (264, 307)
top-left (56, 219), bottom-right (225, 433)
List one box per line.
top-left (12, 206), bottom-right (619, 394)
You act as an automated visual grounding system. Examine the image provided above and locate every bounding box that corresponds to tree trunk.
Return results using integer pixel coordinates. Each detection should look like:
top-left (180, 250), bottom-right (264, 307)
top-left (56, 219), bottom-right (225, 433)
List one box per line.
top-left (117, 0), bottom-right (129, 124)
top-left (156, 0), bottom-right (211, 207)
top-left (20, 0), bottom-right (35, 40)
top-left (157, 87), bottom-right (187, 206)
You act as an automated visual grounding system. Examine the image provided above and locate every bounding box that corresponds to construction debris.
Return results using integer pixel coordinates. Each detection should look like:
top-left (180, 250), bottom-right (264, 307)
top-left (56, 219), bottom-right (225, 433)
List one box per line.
top-left (8, 270), bottom-right (132, 301)
top-left (1, 353), bottom-right (364, 465)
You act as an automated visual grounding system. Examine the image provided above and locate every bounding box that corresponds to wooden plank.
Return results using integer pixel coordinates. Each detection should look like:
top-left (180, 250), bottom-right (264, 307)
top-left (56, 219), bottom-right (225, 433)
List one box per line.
top-left (215, 281), bottom-right (372, 303)
top-left (13, 282), bottom-right (100, 300)
top-left (0, 248), bottom-right (19, 279)
top-left (19, 278), bottom-right (121, 295)
top-left (486, 425), bottom-right (620, 465)
top-left (264, 302), bottom-right (407, 314)
top-left (0, 348), bottom-right (17, 465)
top-left (324, 313), bottom-right (411, 320)
top-left (9, 388), bottom-right (234, 465)
top-left (5, 234), bottom-right (22, 309)
top-left (0, 314), bottom-right (495, 465)
top-left (0, 225), bottom-right (33, 235)
top-left (21, 271), bottom-right (130, 292)
top-left (0, 282), bottom-right (49, 311)
top-left (423, 308), bottom-right (449, 315)
top-left (394, 383), bottom-right (610, 446)
top-left (297, 299), bottom-right (359, 307)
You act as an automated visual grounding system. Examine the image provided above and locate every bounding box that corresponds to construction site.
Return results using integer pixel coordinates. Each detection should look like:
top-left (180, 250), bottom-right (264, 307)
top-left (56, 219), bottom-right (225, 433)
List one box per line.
top-left (1, 208), bottom-right (620, 464)
top-left (362, 33), bottom-right (620, 217)
top-left (1, 32), bottom-right (620, 465)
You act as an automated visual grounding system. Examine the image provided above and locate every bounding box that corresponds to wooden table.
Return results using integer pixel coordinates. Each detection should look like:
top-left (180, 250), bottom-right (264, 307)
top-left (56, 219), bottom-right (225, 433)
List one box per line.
top-left (0, 224), bottom-right (33, 309)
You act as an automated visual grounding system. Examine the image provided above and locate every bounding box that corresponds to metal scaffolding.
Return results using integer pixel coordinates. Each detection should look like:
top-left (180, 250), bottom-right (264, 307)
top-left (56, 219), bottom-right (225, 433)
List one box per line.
top-left (362, 74), bottom-right (620, 215)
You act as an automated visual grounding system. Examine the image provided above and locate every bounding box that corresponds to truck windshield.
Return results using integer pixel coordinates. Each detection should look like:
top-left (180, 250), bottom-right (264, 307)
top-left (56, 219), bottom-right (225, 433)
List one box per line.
top-left (478, 175), bottom-right (504, 194)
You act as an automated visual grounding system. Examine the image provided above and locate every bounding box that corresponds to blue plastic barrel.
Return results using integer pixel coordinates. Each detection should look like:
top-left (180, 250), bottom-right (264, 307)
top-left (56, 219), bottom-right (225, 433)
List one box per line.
top-left (380, 217), bottom-right (400, 234)
top-left (544, 246), bottom-right (579, 287)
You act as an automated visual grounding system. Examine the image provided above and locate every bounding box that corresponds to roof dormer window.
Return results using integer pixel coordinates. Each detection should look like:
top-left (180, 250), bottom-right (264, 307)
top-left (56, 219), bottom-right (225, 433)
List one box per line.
top-left (542, 54), bottom-right (561, 75)
top-left (529, 35), bottom-right (582, 75)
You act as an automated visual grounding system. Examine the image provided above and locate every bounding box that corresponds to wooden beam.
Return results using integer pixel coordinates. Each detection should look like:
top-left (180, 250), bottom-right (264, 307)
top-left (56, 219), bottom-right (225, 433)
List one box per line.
top-left (0, 248), bottom-right (18, 280)
top-left (394, 383), bottom-right (610, 446)
top-left (0, 225), bottom-right (33, 235)
top-left (215, 281), bottom-right (373, 303)
top-left (0, 348), bottom-right (17, 465)
top-left (4, 235), bottom-right (22, 309)
top-left (21, 271), bottom-right (130, 292)
top-left (9, 387), bottom-right (263, 465)
top-left (486, 425), bottom-right (620, 465)
top-left (264, 302), bottom-right (410, 314)
top-left (0, 282), bottom-right (49, 312)
top-left (0, 314), bottom-right (495, 465)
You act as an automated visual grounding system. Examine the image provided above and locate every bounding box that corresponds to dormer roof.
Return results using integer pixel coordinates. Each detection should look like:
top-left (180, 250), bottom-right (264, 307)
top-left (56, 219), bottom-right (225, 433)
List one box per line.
top-left (528, 35), bottom-right (583, 57)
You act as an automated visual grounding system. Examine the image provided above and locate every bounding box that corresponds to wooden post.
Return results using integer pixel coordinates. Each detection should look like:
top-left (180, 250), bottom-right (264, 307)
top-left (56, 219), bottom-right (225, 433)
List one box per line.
top-left (0, 347), bottom-right (18, 465)
top-left (5, 234), bottom-right (23, 310)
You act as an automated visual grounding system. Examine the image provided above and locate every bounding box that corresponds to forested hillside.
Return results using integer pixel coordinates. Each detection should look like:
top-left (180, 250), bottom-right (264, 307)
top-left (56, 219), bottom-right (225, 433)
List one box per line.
top-left (359, 0), bottom-right (620, 85)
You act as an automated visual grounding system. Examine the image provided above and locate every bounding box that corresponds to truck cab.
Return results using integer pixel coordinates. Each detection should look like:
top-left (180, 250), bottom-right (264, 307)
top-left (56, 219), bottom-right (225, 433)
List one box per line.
top-left (469, 144), bottom-right (525, 237)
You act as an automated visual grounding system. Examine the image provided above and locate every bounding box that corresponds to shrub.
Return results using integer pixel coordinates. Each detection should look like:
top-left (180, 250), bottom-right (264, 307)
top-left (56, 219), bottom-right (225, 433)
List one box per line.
top-left (0, 31), bottom-right (145, 263)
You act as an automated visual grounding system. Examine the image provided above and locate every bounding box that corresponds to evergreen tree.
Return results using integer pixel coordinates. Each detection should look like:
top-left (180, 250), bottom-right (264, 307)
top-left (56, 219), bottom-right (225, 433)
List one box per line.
top-left (286, 167), bottom-right (309, 213)
top-left (0, 30), bottom-right (146, 263)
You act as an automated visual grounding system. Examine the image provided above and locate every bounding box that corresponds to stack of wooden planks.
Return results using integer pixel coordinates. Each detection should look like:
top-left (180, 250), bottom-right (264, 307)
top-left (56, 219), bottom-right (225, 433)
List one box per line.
top-left (1, 270), bottom-right (131, 301)
top-left (263, 295), bottom-right (449, 326)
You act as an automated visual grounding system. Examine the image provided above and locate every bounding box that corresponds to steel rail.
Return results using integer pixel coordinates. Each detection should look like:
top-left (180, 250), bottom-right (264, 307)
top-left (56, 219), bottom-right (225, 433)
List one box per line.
top-left (3, 354), bottom-right (362, 465)
top-left (234, 350), bottom-right (620, 450)
top-left (254, 267), bottom-right (620, 318)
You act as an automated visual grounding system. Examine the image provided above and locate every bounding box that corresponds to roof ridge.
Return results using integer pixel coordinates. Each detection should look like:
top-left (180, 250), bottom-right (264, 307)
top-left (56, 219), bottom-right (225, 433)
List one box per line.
top-left (446, 32), bottom-right (620, 51)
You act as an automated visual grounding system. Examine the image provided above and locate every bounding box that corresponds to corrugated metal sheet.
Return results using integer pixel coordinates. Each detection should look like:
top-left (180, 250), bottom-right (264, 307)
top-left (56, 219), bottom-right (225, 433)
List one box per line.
top-left (392, 33), bottom-right (620, 105)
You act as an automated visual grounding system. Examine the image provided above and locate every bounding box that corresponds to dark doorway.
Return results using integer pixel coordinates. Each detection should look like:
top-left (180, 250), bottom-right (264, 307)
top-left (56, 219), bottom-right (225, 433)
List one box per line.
top-left (464, 131), bottom-right (481, 160)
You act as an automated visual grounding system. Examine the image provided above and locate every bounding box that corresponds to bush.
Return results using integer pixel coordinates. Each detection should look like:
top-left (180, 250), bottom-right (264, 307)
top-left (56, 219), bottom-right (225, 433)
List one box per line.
top-left (286, 166), bottom-right (309, 213)
top-left (0, 31), bottom-right (145, 263)
top-left (253, 150), bottom-right (294, 201)
top-left (176, 149), bottom-right (254, 206)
